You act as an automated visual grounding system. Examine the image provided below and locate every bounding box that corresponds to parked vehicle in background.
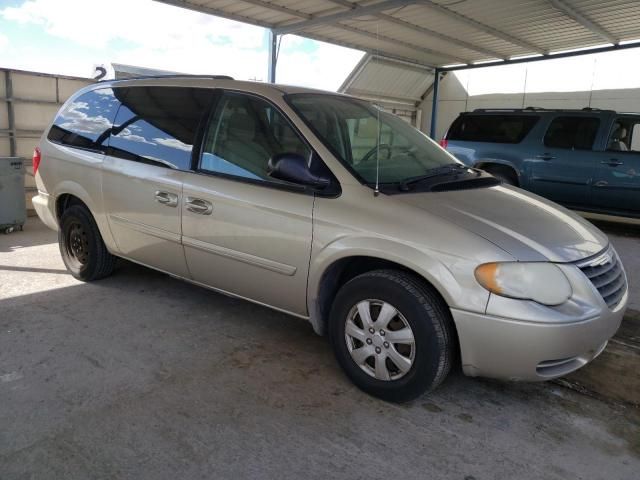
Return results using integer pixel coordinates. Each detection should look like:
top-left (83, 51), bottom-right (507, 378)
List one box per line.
top-left (33, 79), bottom-right (627, 401)
top-left (442, 108), bottom-right (640, 221)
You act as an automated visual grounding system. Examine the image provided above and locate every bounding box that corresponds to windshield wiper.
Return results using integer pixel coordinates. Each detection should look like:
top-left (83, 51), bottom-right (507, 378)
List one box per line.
top-left (398, 164), bottom-right (468, 191)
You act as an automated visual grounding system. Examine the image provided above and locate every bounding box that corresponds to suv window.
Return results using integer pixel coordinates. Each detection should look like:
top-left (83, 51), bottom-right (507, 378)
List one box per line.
top-left (47, 88), bottom-right (119, 152)
top-left (448, 114), bottom-right (538, 144)
top-left (200, 92), bottom-right (311, 182)
top-left (108, 87), bottom-right (212, 170)
top-left (544, 116), bottom-right (600, 150)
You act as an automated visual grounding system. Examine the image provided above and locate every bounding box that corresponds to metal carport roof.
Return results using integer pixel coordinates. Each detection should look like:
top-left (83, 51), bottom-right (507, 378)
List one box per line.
top-left (156, 0), bottom-right (640, 70)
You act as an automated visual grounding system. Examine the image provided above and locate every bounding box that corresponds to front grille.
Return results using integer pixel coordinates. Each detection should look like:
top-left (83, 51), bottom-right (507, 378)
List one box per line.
top-left (577, 247), bottom-right (626, 309)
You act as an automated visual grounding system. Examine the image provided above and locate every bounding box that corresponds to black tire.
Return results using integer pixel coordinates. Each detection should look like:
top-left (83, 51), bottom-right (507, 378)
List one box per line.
top-left (329, 270), bottom-right (454, 402)
top-left (484, 165), bottom-right (518, 186)
top-left (59, 205), bottom-right (116, 281)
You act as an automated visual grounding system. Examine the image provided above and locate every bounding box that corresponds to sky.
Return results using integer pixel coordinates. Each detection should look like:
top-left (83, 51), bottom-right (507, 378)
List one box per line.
top-left (0, 0), bottom-right (364, 90)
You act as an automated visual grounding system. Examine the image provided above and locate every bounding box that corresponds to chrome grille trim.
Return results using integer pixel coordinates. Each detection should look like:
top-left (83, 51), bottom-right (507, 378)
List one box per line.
top-left (576, 246), bottom-right (626, 309)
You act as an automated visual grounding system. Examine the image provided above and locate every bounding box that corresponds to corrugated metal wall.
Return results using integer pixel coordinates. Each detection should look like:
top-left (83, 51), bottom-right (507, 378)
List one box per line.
top-left (0, 68), bottom-right (92, 211)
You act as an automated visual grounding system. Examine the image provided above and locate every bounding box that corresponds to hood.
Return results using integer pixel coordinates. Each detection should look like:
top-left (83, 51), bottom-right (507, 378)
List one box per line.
top-left (395, 185), bottom-right (608, 262)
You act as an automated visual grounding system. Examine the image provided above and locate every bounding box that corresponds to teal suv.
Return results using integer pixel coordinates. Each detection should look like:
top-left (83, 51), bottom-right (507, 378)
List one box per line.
top-left (442, 108), bottom-right (640, 221)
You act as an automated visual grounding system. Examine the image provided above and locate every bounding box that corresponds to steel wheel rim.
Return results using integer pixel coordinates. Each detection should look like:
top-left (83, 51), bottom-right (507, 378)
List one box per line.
top-left (66, 221), bottom-right (89, 266)
top-left (344, 299), bottom-right (415, 381)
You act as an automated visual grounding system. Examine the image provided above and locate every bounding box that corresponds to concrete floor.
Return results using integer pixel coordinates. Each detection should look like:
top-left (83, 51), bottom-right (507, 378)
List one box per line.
top-left (1, 218), bottom-right (639, 480)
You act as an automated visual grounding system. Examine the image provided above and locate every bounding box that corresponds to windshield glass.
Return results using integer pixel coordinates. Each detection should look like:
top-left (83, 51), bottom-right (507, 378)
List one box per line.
top-left (287, 94), bottom-right (461, 185)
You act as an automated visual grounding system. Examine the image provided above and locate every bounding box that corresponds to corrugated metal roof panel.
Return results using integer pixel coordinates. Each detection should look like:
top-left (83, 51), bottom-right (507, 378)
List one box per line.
top-left (156, 0), bottom-right (640, 67)
top-left (339, 54), bottom-right (433, 105)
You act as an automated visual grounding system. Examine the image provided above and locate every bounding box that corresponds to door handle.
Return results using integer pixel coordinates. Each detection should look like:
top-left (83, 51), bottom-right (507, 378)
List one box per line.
top-left (154, 191), bottom-right (178, 207)
top-left (185, 197), bottom-right (213, 215)
top-left (536, 153), bottom-right (555, 160)
top-left (601, 158), bottom-right (623, 167)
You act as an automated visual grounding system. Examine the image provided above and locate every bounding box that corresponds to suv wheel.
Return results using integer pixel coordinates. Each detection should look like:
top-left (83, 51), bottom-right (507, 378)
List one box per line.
top-left (329, 270), bottom-right (454, 402)
top-left (484, 165), bottom-right (517, 186)
top-left (59, 205), bottom-right (116, 281)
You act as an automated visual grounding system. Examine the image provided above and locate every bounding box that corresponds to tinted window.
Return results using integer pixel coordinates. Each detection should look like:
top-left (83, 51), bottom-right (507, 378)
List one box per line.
top-left (47, 88), bottom-right (120, 151)
top-left (544, 116), bottom-right (600, 150)
top-left (108, 87), bottom-right (212, 170)
top-left (200, 93), bottom-right (311, 182)
top-left (448, 114), bottom-right (538, 144)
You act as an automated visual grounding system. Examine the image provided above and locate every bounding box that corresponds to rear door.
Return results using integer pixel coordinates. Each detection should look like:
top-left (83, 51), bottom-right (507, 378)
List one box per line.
top-left (527, 115), bottom-right (600, 207)
top-left (592, 115), bottom-right (640, 216)
top-left (181, 91), bottom-right (315, 315)
top-left (102, 86), bottom-right (213, 276)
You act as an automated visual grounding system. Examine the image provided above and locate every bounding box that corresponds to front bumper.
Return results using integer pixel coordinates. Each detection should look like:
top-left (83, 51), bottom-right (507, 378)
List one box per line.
top-left (451, 298), bottom-right (626, 381)
top-left (32, 191), bottom-right (58, 231)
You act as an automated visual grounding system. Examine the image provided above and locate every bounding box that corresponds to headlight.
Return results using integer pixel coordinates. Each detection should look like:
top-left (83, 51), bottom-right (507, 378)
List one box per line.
top-left (475, 262), bottom-right (572, 306)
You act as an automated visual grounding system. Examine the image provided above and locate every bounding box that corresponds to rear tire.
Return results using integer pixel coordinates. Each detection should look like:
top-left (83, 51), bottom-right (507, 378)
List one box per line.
top-left (59, 205), bottom-right (116, 281)
top-left (329, 270), bottom-right (454, 402)
top-left (484, 165), bottom-right (518, 186)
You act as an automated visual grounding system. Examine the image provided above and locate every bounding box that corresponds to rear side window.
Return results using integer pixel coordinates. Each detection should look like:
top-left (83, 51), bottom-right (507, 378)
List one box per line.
top-left (544, 116), bottom-right (600, 150)
top-left (47, 88), bottom-right (119, 152)
top-left (108, 87), bottom-right (212, 170)
top-left (448, 114), bottom-right (538, 144)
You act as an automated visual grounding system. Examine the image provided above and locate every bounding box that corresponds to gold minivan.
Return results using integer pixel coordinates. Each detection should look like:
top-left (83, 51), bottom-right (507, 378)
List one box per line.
top-left (33, 77), bottom-right (627, 401)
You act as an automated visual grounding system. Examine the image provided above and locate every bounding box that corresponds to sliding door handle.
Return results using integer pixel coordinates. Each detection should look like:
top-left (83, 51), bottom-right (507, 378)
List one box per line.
top-left (536, 153), bottom-right (555, 161)
top-left (185, 197), bottom-right (213, 215)
top-left (154, 191), bottom-right (178, 207)
top-left (601, 159), bottom-right (623, 167)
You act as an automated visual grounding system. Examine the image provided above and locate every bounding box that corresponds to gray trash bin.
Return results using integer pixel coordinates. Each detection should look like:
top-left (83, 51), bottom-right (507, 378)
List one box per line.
top-left (0, 157), bottom-right (26, 234)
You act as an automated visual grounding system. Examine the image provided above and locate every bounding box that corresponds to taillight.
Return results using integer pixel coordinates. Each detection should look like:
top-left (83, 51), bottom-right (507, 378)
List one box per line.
top-left (33, 147), bottom-right (41, 175)
top-left (439, 139), bottom-right (448, 149)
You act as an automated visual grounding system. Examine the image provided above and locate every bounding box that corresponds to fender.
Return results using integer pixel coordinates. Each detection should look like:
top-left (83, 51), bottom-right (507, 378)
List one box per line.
top-left (306, 236), bottom-right (467, 335)
top-left (53, 180), bottom-right (119, 254)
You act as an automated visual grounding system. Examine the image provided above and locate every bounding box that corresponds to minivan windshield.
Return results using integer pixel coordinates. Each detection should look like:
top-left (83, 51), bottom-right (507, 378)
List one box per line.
top-left (287, 94), bottom-right (461, 186)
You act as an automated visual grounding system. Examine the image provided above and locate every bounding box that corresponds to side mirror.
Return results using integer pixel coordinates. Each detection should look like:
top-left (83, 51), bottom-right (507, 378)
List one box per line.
top-left (268, 153), bottom-right (331, 189)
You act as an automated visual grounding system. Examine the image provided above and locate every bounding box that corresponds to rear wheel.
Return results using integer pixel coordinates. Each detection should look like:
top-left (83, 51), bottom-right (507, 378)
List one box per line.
top-left (329, 270), bottom-right (454, 402)
top-left (59, 205), bottom-right (116, 281)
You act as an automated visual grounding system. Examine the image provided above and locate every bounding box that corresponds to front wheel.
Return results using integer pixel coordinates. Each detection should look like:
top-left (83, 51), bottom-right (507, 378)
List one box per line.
top-left (329, 270), bottom-right (454, 402)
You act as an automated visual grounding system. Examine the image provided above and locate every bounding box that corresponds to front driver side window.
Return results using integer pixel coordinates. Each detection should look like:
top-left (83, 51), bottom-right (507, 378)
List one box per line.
top-left (200, 93), bottom-right (311, 182)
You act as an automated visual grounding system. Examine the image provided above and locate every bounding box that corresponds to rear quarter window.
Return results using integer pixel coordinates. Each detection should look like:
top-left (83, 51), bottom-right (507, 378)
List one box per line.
top-left (448, 114), bottom-right (539, 144)
top-left (47, 88), bottom-right (120, 152)
top-left (108, 86), bottom-right (212, 170)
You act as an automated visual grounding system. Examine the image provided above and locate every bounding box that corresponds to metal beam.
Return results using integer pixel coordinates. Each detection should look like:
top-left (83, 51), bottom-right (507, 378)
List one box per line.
top-left (4, 70), bottom-right (16, 157)
top-left (429, 69), bottom-right (440, 139)
top-left (549, 0), bottom-right (618, 44)
top-left (333, 23), bottom-right (469, 65)
top-left (438, 40), bottom-right (640, 72)
top-left (374, 14), bottom-right (505, 60)
top-left (267, 30), bottom-right (278, 83)
top-left (302, 31), bottom-right (436, 68)
top-left (420, 0), bottom-right (546, 54)
top-left (273, 0), bottom-right (415, 35)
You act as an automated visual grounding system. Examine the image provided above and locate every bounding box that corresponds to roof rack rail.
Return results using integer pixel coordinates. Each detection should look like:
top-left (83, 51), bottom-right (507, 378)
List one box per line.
top-left (471, 107), bottom-right (616, 114)
top-left (101, 74), bottom-right (235, 82)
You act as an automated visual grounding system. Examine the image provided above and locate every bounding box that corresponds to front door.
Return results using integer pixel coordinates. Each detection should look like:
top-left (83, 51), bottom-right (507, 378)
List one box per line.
top-left (527, 115), bottom-right (600, 208)
top-left (102, 86), bottom-right (212, 276)
top-left (182, 91), bottom-right (315, 315)
top-left (592, 116), bottom-right (640, 216)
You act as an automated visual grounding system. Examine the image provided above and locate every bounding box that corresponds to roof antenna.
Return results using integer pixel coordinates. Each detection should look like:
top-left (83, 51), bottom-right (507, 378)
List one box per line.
top-left (374, 21), bottom-right (380, 197)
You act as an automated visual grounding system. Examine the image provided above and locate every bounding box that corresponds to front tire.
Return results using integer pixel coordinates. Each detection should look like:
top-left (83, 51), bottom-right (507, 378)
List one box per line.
top-left (329, 270), bottom-right (454, 402)
top-left (59, 205), bottom-right (116, 281)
